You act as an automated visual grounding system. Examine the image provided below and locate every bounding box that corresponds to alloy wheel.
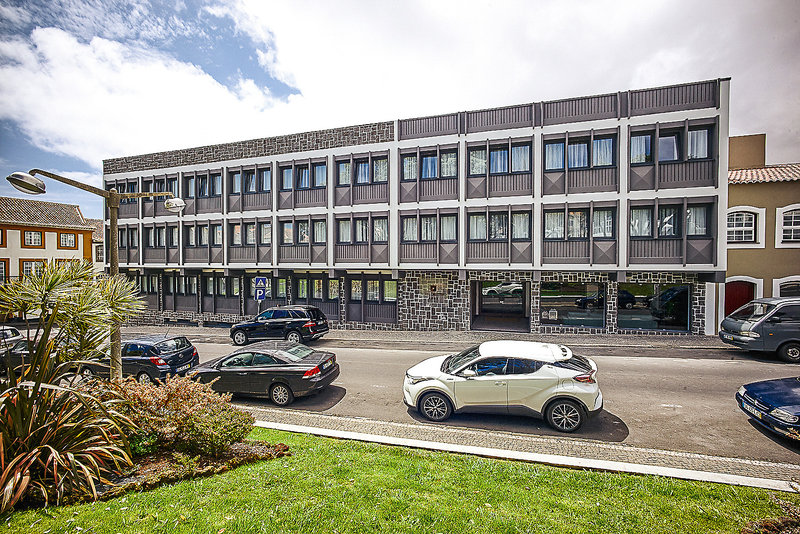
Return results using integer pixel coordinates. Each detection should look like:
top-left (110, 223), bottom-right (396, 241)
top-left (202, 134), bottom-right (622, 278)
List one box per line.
top-left (137, 372), bottom-right (153, 385)
top-left (271, 384), bottom-right (292, 406)
top-left (549, 401), bottom-right (582, 432)
top-left (286, 331), bottom-right (301, 343)
top-left (421, 394), bottom-right (449, 421)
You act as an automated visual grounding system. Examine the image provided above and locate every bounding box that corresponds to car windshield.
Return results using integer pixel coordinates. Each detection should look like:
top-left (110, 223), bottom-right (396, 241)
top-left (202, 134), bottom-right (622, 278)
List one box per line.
top-left (275, 344), bottom-right (315, 362)
top-left (154, 337), bottom-right (191, 353)
top-left (443, 345), bottom-right (481, 373)
top-left (729, 303), bottom-right (775, 322)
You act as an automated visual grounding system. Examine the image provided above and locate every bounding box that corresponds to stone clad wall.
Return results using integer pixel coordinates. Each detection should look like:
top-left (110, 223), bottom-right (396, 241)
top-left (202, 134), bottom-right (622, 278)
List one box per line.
top-left (398, 271), bottom-right (469, 331)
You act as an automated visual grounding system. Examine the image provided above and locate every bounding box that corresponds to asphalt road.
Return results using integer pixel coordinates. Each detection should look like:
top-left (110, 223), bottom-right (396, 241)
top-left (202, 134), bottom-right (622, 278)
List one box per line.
top-left (194, 341), bottom-right (800, 465)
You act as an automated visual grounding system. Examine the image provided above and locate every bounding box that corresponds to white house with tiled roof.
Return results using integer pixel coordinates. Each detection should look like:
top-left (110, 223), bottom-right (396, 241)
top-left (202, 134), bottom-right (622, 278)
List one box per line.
top-left (722, 135), bottom-right (800, 317)
top-left (0, 196), bottom-right (96, 280)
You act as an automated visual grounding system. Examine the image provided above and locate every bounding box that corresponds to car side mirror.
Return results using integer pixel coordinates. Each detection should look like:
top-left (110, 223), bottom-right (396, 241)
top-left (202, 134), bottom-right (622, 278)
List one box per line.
top-left (767, 316), bottom-right (782, 323)
top-left (461, 369), bottom-right (476, 379)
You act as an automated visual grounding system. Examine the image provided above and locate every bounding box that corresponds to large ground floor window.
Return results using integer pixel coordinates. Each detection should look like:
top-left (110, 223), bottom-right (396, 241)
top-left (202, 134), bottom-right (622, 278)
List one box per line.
top-left (540, 282), bottom-right (604, 328)
top-left (617, 283), bottom-right (690, 331)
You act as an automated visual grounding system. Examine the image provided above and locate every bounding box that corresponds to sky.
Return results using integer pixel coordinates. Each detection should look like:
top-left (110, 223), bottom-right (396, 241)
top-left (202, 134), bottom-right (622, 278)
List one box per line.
top-left (0, 0), bottom-right (798, 219)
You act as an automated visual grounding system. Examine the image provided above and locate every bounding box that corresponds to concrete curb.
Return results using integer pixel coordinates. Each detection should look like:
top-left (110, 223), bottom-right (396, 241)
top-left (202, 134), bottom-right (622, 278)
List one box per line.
top-left (254, 420), bottom-right (798, 493)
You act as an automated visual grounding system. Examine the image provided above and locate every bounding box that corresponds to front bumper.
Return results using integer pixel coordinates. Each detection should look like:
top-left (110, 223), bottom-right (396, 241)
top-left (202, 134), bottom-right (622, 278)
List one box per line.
top-left (736, 392), bottom-right (800, 441)
top-left (719, 330), bottom-right (757, 349)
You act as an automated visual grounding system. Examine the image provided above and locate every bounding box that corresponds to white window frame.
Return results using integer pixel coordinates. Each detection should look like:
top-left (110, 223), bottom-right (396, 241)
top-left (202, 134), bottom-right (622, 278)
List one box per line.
top-left (774, 275), bottom-right (800, 298)
top-left (776, 203), bottom-right (800, 249)
top-left (726, 206), bottom-right (765, 249)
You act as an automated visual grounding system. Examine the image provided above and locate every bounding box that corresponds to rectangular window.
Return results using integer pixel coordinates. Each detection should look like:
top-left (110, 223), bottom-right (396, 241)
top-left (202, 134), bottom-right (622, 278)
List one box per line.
top-left (128, 228), bottom-right (138, 247)
top-left (205, 276), bottom-right (214, 296)
top-left (511, 145), bottom-right (530, 173)
top-left (469, 148), bottom-right (486, 176)
top-left (568, 210), bottom-right (588, 239)
top-left (337, 161), bottom-right (351, 186)
top-left (198, 176), bottom-right (208, 197)
top-left (355, 161), bottom-right (369, 184)
top-left (354, 219), bottom-right (368, 243)
top-left (544, 211), bottom-right (565, 239)
top-left (592, 209), bottom-right (614, 238)
top-left (402, 155), bottom-right (418, 181)
top-left (60, 233), bottom-right (76, 248)
top-left (185, 226), bottom-right (196, 246)
top-left (544, 142), bottom-right (565, 171)
top-left (296, 166), bottom-right (310, 189)
top-left (350, 279), bottom-right (362, 301)
top-left (244, 223), bottom-right (256, 245)
top-left (118, 228), bottom-right (126, 248)
top-left (212, 224), bottom-right (223, 246)
top-left (658, 206), bottom-right (680, 237)
top-left (440, 151), bottom-right (457, 178)
top-left (95, 245), bottom-right (103, 262)
top-left (686, 206), bottom-right (708, 236)
top-left (541, 282), bottom-right (605, 328)
top-left (511, 212), bottom-right (530, 240)
top-left (440, 215), bottom-right (457, 242)
top-left (281, 168), bottom-right (293, 190)
top-left (185, 177), bottom-right (195, 198)
top-left (469, 214), bottom-right (487, 240)
top-left (313, 220), bottom-right (326, 244)
top-left (421, 216), bottom-right (437, 242)
top-left (231, 277), bottom-right (240, 297)
top-left (727, 212), bottom-right (756, 243)
top-left (783, 210), bottom-right (800, 241)
top-left (328, 279), bottom-right (339, 300)
top-left (232, 224), bottom-right (242, 246)
top-left (372, 218), bottom-right (388, 243)
top-left (297, 278), bottom-right (308, 299)
top-left (366, 280), bottom-right (380, 302)
top-left (402, 216), bottom-right (417, 242)
top-left (337, 219), bottom-right (351, 243)
top-left (313, 279), bottom-right (323, 299)
top-left (421, 155), bottom-right (437, 179)
top-left (313, 163), bottom-right (327, 188)
top-left (168, 227), bottom-right (178, 247)
top-left (259, 222), bottom-right (271, 245)
top-left (231, 171), bottom-right (242, 194)
top-left (630, 134), bottom-right (653, 164)
top-left (259, 168), bottom-right (271, 192)
top-left (373, 158), bottom-right (388, 183)
top-left (199, 226), bottom-right (209, 246)
top-left (244, 171), bottom-right (256, 193)
top-left (211, 174), bottom-right (222, 196)
top-left (22, 260), bottom-right (45, 277)
top-left (216, 277), bottom-right (226, 297)
top-left (658, 133), bottom-right (680, 162)
top-left (618, 282), bottom-right (689, 332)
top-left (24, 231), bottom-right (42, 246)
top-left (297, 221), bottom-right (310, 244)
top-left (186, 276), bottom-right (197, 295)
top-left (489, 213), bottom-right (508, 240)
top-left (145, 227), bottom-right (154, 247)
top-left (281, 221), bottom-right (293, 245)
top-left (489, 148), bottom-right (508, 174)
top-left (277, 278), bottom-right (286, 298)
top-left (688, 129), bottom-right (709, 160)
top-left (592, 138), bottom-right (614, 167)
top-left (156, 227), bottom-right (165, 247)
top-left (384, 280), bottom-right (397, 302)
top-left (630, 208), bottom-right (652, 237)
top-left (568, 142), bottom-right (588, 168)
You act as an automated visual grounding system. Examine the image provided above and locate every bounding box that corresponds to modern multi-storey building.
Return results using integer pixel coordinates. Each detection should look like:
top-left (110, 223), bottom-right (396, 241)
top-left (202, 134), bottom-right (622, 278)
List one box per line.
top-left (103, 78), bottom-right (730, 335)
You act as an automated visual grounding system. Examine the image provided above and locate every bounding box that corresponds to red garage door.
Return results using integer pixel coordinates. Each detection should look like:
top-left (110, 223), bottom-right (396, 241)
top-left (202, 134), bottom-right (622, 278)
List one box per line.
top-left (725, 281), bottom-right (755, 317)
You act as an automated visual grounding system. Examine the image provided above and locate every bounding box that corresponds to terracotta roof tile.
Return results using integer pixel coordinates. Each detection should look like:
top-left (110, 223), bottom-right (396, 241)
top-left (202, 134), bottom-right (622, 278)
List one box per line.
top-left (0, 196), bottom-right (94, 230)
top-left (728, 163), bottom-right (800, 184)
top-left (85, 218), bottom-right (104, 242)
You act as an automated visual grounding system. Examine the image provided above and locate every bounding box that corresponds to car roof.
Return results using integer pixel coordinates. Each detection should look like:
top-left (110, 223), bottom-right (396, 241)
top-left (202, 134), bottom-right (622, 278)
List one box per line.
top-left (477, 340), bottom-right (572, 363)
top-left (266, 305), bottom-right (317, 311)
top-left (123, 334), bottom-right (189, 345)
top-left (229, 340), bottom-right (301, 354)
top-left (749, 297), bottom-right (800, 306)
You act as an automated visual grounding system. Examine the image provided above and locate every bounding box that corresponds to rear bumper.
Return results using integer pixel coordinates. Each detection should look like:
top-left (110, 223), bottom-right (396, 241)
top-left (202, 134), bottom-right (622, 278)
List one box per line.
top-left (294, 364), bottom-right (340, 397)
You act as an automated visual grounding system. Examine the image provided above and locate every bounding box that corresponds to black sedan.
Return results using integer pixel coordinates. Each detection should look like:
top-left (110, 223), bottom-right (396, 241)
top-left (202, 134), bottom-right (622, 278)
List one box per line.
top-left (187, 341), bottom-right (339, 406)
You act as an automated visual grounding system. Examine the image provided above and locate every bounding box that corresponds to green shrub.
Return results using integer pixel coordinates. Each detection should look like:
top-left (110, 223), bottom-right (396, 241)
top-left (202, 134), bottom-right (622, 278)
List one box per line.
top-left (116, 375), bottom-right (255, 457)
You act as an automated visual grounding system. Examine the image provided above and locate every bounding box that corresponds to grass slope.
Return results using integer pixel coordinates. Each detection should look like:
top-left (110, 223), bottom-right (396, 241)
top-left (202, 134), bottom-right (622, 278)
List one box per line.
top-left (5, 428), bottom-right (793, 534)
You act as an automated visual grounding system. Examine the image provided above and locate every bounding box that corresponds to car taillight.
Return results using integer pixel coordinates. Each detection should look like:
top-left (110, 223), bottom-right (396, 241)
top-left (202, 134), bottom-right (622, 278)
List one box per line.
top-left (303, 366), bottom-right (321, 379)
top-left (149, 356), bottom-right (167, 366)
top-left (192, 347), bottom-right (198, 357)
top-left (574, 371), bottom-right (596, 384)
top-left (302, 320), bottom-right (315, 329)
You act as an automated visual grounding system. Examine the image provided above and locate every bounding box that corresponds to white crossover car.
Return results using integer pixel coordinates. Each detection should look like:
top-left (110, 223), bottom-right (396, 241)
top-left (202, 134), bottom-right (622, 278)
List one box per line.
top-left (403, 340), bottom-right (603, 432)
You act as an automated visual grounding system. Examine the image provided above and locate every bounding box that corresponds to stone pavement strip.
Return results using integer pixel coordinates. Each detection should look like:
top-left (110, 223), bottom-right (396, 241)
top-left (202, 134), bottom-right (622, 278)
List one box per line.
top-left (241, 404), bottom-right (800, 493)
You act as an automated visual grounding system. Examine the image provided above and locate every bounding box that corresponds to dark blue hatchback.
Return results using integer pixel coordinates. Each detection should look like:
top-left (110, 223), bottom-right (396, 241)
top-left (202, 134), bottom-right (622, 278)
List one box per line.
top-left (736, 377), bottom-right (800, 441)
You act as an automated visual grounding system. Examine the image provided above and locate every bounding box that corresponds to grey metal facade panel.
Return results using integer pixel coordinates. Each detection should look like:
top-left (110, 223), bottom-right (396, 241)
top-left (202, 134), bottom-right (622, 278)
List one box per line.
top-left (628, 239), bottom-right (683, 264)
top-left (118, 204), bottom-right (138, 219)
top-left (465, 104), bottom-right (533, 133)
top-left (542, 172), bottom-right (566, 195)
top-left (592, 241), bottom-right (617, 265)
top-left (489, 173), bottom-right (533, 197)
top-left (352, 183), bottom-right (389, 205)
top-left (686, 238), bottom-right (715, 264)
top-left (466, 176), bottom-right (486, 198)
top-left (174, 295), bottom-right (196, 312)
top-left (363, 303), bottom-right (397, 324)
top-left (335, 244), bottom-right (369, 262)
top-left (419, 178), bottom-right (458, 201)
top-left (294, 187), bottom-right (326, 208)
top-left (399, 243), bottom-right (438, 263)
top-left (542, 240), bottom-right (590, 263)
top-left (629, 80), bottom-right (717, 116)
top-left (567, 168), bottom-right (618, 194)
top-left (511, 242), bottom-right (532, 263)
top-left (629, 166), bottom-right (656, 191)
top-left (143, 248), bottom-right (167, 263)
top-left (196, 197), bottom-right (223, 213)
top-left (103, 122), bottom-right (395, 175)
top-left (371, 244), bottom-right (389, 263)
top-left (542, 94), bottom-right (618, 126)
top-left (278, 244), bottom-right (309, 263)
top-left (242, 192), bottom-right (271, 211)
top-left (398, 114), bottom-right (459, 140)
top-left (466, 241), bottom-right (509, 263)
top-left (658, 161), bottom-right (715, 189)
top-left (229, 246), bottom-right (257, 262)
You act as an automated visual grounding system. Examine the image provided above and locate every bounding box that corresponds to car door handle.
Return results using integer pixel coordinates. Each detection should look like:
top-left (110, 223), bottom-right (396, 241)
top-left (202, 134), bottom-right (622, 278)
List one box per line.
top-left (495, 381), bottom-right (506, 386)
top-left (237, 372), bottom-right (249, 376)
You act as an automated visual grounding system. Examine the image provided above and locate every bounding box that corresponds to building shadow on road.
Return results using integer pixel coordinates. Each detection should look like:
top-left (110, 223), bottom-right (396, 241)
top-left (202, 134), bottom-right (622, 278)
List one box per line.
top-left (747, 419), bottom-right (800, 454)
top-left (405, 408), bottom-right (629, 442)
top-left (233, 385), bottom-right (346, 412)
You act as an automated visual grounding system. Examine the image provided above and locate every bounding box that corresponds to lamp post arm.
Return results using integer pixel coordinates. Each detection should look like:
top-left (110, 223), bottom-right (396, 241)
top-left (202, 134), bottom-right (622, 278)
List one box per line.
top-left (122, 191), bottom-right (175, 200)
top-left (28, 168), bottom-right (111, 199)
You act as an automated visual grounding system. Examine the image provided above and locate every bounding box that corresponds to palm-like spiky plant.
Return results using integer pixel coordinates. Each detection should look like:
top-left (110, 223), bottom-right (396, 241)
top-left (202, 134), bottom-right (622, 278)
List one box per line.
top-left (0, 261), bottom-right (143, 513)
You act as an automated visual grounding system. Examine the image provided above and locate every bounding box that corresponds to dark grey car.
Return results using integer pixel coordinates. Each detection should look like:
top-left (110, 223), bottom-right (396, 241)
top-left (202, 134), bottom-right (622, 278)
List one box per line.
top-left (720, 297), bottom-right (800, 362)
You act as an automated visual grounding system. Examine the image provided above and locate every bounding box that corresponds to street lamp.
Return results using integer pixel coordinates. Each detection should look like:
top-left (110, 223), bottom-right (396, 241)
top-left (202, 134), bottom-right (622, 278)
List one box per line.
top-left (5, 169), bottom-right (186, 380)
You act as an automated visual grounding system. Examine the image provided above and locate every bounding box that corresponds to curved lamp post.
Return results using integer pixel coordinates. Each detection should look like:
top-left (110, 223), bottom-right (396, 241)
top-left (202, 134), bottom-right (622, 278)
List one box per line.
top-left (6, 169), bottom-right (186, 380)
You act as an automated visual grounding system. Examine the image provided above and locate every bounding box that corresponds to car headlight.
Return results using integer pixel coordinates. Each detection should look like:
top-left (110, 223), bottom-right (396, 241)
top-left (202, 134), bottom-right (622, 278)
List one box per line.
top-left (405, 373), bottom-right (431, 385)
top-left (770, 408), bottom-right (799, 423)
top-left (741, 330), bottom-right (760, 338)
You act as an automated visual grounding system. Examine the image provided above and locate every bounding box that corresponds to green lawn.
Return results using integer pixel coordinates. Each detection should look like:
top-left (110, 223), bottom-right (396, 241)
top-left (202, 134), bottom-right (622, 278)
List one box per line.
top-left (5, 428), bottom-right (793, 533)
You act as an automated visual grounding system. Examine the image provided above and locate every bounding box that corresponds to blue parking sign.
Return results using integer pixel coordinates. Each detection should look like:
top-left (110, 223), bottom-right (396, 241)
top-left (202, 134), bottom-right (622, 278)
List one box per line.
top-left (254, 277), bottom-right (268, 301)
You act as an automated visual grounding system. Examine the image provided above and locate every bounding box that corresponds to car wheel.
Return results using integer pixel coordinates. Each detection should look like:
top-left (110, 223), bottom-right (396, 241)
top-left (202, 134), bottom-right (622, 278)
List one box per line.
top-left (419, 392), bottom-right (452, 422)
top-left (586, 302), bottom-right (594, 309)
top-left (232, 330), bottom-right (249, 346)
top-left (285, 330), bottom-right (302, 344)
top-left (137, 372), bottom-right (154, 385)
top-left (270, 383), bottom-right (294, 406)
top-left (546, 399), bottom-right (585, 433)
top-left (624, 301), bottom-right (634, 309)
top-left (778, 342), bottom-right (800, 364)
top-left (81, 367), bottom-right (94, 378)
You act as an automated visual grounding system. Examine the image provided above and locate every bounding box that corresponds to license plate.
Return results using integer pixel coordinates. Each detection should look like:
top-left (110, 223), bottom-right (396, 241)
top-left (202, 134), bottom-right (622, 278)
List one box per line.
top-left (322, 360), bottom-right (332, 370)
top-left (176, 363), bottom-right (191, 373)
top-left (742, 402), bottom-right (762, 419)
top-left (317, 320), bottom-right (325, 325)
top-left (721, 333), bottom-right (733, 340)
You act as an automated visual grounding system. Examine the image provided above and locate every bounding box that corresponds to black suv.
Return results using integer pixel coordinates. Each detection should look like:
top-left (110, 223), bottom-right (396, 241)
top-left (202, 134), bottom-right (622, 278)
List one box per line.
top-left (230, 305), bottom-right (330, 345)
